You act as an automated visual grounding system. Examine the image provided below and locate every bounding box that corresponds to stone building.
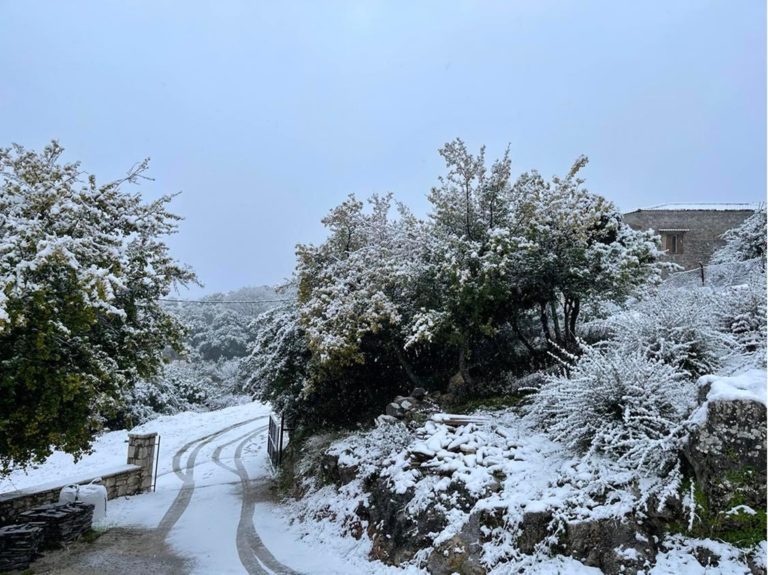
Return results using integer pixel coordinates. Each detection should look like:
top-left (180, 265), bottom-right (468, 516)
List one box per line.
top-left (622, 203), bottom-right (758, 270)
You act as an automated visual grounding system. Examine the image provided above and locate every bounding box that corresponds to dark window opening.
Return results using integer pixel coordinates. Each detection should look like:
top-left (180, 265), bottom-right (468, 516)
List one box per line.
top-left (664, 233), bottom-right (684, 254)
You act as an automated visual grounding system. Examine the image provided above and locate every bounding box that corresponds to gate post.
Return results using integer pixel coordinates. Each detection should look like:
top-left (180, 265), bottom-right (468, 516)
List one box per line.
top-left (127, 432), bottom-right (158, 493)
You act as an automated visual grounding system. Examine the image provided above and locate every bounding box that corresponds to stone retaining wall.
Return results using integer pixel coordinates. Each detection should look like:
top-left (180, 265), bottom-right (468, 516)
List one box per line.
top-left (0, 432), bottom-right (158, 525)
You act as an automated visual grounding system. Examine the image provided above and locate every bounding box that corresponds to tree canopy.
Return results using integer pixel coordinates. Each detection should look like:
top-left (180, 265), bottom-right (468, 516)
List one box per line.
top-left (0, 142), bottom-right (195, 470)
top-left (244, 139), bottom-right (664, 427)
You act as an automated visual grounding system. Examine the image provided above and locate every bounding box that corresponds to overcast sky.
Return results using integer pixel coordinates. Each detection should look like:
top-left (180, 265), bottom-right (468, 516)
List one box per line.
top-left (1, 1), bottom-right (764, 296)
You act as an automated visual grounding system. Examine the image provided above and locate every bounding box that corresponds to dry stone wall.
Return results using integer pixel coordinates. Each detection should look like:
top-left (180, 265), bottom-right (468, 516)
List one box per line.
top-left (0, 432), bottom-right (158, 525)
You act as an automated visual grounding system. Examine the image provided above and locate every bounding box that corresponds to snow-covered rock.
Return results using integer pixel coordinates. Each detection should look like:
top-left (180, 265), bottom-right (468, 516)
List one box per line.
top-left (685, 370), bottom-right (766, 515)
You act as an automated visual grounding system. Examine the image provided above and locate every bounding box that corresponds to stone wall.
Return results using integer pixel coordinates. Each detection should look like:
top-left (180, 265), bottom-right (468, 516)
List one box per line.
top-left (622, 209), bottom-right (754, 270)
top-left (0, 432), bottom-right (159, 525)
top-left (127, 432), bottom-right (158, 493)
top-left (0, 465), bottom-right (141, 525)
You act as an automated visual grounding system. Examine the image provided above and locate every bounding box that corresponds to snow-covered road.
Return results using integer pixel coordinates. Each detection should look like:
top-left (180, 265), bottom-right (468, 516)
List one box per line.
top-left (110, 412), bottom-right (298, 574)
top-left (2, 402), bottom-right (417, 574)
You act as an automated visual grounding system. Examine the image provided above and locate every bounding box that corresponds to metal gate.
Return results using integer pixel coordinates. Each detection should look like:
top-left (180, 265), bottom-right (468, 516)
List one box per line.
top-left (267, 413), bottom-right (289, 467)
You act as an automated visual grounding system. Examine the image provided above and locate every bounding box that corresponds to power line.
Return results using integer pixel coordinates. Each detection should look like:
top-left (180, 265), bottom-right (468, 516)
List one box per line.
top-left (160, 298), bottom-right (293, 304)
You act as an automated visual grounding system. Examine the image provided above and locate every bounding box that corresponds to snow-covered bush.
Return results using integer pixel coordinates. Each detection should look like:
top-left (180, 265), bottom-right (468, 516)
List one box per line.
top-left (713, 271), bottom-right (767, 367)
top-left (118, 358), bottom-right (249, 426)
top-left (710, 206), bottom-right (766, 265)
top-left (241, 304), bottom-right (311, 421)
top-left (608, 288), bottom-right (734, 378)
top-left (528, 345), bottom-right (696, 477)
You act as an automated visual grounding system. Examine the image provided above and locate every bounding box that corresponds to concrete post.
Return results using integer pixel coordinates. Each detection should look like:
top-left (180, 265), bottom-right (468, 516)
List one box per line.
top-left (127, 432), bottom-right (158, 493)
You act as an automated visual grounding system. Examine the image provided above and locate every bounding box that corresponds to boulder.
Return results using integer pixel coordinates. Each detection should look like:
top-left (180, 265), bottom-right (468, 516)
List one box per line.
top-left (560, 517), bottom-right (655, 575)
top-left (684, 397), bottom-right (766, 514)
top-left (411, 387), bottom-right (427, 400)
top-left (319, 452), bottom-right (358, 486)
top-left (516, 510), bottom-right (553, 554)
top-left (365, 476), bottom-right (447, 565)
top-left (375, 414), bottom-right (399, 426)
top-left (386, 402), bottom-right (405, 418)
top-left (426, 513), bottom-right (485, 575)
top-left (365, 477), bottom-right (483, 567)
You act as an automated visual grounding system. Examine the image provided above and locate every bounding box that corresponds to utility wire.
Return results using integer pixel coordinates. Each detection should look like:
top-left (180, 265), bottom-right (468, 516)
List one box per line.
top-left (160, 298), bottom-right (293, 304)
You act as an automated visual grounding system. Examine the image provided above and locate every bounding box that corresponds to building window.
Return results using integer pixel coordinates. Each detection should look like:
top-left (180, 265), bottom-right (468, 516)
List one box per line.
top-left (663, 233), bottom-right (684, 254)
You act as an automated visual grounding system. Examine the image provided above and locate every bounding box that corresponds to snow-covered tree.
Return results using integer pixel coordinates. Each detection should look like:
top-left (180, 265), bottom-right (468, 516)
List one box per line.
top-left (710, 206), bottom-right (766, 265)
top-left (408, 143), bottom-right (663, 382)
top-left (241, 303), bottom-right (310, 421)
top-left (297, 194), bottom-right (427, 377)
top-left (0, 142), bottom-right (195, 470)
top-left (508, 156), bottom-right (663, 349)
top-left (242, 140), bottom-right (665, 427)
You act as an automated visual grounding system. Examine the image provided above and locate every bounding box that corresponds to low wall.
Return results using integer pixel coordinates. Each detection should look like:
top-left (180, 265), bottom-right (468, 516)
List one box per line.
top-left (0, 432), bottom-right (158, 525)
top-left (0, 464), bottom-right (142, 525)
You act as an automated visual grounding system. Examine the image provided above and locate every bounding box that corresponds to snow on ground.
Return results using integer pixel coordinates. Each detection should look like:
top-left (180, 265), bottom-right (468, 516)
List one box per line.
top-left (3, 400), bottom-right (764, 574)
top-left (699, 369), bottom-right (766, 405)
top-left (246, 458), bottom-right (427, 574)
top-left (288, 411), bottom-right (641, 572)
top-left (0, 401), bottom-right (272, 494)
top-left (650, 536), bottom-right (757, 574)
top-left (289, 408), bottom-right (765, 574)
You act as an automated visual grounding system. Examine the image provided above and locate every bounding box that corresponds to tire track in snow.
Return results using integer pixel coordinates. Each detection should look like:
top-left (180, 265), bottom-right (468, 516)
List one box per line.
top-left (156, 416), bottom-right (268, 537)
top-left (215, 429), bottom-right (300, 575)
top-left (211, 427), bottom-right (262, 476)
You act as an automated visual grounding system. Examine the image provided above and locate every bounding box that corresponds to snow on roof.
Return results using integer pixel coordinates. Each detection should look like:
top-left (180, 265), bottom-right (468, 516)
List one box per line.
top-left (639, 203), bottom-right (760, 211)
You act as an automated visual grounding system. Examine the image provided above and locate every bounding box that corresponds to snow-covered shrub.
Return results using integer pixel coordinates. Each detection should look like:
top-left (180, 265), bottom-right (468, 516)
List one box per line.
top-left (528, 345), bottom-right (696, 477)
top-left (117, 358), bottom-right (249, 426)
top-left (608, 288), bottom-right (734, 378)
top-left (241, 304), bottom-right (309, 417)
top-left (710, 206), bottom-right (766, 265)
top-left (118, 362), bottom-right (209, 425)
top-left (713, 271), bottom-right (767, 367)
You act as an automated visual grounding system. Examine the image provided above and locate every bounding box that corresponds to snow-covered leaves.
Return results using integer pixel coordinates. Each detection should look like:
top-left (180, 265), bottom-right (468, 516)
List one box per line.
top-left (296, 194), bottom-right (424, 366)
top-left (241, 303), bottom-right (310, 417)
top-left (713, 272), bottom-right (767, 367)
top-left (272, 140), bottom-right (665, 428)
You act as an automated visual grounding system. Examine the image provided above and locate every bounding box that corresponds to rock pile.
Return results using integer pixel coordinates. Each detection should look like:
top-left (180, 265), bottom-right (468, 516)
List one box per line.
top-left (0, 523), bottom-right (44, 572)
top-left (18, 501), bottom-right (94, 549)
top-left (379, 387), bottom-right (438, 424)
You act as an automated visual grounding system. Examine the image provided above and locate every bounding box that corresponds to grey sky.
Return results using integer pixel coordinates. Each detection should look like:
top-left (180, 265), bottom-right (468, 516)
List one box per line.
top-left (1, 1), bottom-right (764, 296)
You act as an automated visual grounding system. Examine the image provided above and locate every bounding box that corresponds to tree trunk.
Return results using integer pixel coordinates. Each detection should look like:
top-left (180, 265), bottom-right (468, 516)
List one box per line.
top-left (512, 315), bottom-right (536, 355)
top-left (549, 300), bottom-right (562, 345)
top-left (394, 345), bottom-right (424, 389)
top-left (568, 297), bottom-right (580, 341)
top-left (458, 343), bottom-right (473, 387)
top-left (563, 297), bottom-right (572, 343)
top-left (539, 302), bottom-right (553, 344)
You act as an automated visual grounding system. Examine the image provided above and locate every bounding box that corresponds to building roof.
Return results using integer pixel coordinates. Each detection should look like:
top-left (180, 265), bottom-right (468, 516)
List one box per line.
top-left (637, 203), bottom-right (760, 211)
